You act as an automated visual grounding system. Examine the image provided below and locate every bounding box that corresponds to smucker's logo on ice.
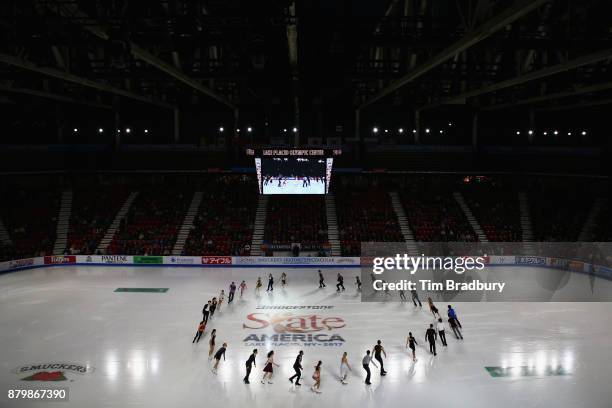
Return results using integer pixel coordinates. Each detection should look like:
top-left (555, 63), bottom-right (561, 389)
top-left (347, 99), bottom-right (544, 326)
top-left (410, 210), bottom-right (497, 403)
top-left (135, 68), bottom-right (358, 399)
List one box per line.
top-left (242, 306), bottom-right (346, 347)
top-left (12, 362), bottom-right (95, 382)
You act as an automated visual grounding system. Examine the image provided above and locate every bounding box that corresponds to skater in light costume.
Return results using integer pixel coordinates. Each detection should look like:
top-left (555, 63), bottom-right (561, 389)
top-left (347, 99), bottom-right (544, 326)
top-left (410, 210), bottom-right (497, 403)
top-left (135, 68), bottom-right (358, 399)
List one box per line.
top-left (406, 332), bottom-right (418, 362)
top-left (311, 361), bottom-right (322, 393)
top-left (239, 280), bottom-right (247, 297)
top-left (255, 277), bottom-right (262, 293)
top-left (281, 272), bottom-right (287, 286)
top-left (261, 351), bottom-right (280, 384)
top-left (339, 352), bottom-right (352, 384)
top-left (212, 343), bottom-right (227, 373)
top-left (427, 297), bottom-right (440, 318)
top-left (437, 318), bottom-right (447, 346)
top-left (218, 290), bottom-right (225, 310)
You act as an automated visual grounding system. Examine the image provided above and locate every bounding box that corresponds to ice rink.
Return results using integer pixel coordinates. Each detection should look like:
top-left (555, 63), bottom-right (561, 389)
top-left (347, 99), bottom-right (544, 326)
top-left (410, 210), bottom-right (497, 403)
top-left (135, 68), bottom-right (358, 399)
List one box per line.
top-left (1, 265), bottom-right (612, 408)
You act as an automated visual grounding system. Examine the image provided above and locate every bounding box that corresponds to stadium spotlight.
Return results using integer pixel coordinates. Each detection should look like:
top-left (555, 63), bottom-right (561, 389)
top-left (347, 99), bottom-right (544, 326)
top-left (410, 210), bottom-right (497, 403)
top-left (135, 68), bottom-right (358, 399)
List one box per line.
top-left (98, 128), bottom-right (104, 133)
top-left (516, 131), bottom-right (521, 135)
top-left (73, 128), bottom-right (78, 133)
top-left (567, 132), bottom-right (572, 136)
top-left (412, 129), bottom-right (416, 133)
top-left (553, 130), bottom-right (559, 135)
top-left (125, 128), bottom-right (131, 133)
top-left (372, 127), bottom-right (379, 133)
top-left (439, 130), bottom-right (444, 134)
top-left (283, 128), bottom-right (287, 133)
top-left (144, 129), bottom-right (149, 133)
top-left (448, 122), bottom-right (453, 126)
top-left (581, 131), bottom-right (587, 135)
top-left (292, 127), bottom-right (298, 133)
top-left (398, 128), bottom-right (404, 133)
top-left (384, 129), bottom-right (389, 133)
top-left (247, 127), bottom-right (252, 133)
top-left (543, 131), bottom-right (548, 135)
top-left (425, 128), bottom-right (430, 133)
top-left (528, 130), bottom-right (533, 135)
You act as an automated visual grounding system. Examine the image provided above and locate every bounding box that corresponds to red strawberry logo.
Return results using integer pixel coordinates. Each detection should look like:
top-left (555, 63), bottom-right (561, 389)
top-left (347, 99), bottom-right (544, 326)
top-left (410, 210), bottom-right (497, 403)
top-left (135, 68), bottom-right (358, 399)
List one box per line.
top-left (21, 371), bottom-right (67, 381)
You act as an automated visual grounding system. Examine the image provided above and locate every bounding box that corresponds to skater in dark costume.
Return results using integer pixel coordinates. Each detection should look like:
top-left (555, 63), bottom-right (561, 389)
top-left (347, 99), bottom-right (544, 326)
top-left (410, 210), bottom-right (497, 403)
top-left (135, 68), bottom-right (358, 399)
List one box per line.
top-left (411, 288), bottom-right (422, 307)
top-left (336, 273), bottom-right (345, 292)
top-left (281, 272), bottom-right (287, 286)
top-left (399, 289), bottom-right (407, 301)
top-left (447, 305), bottom-right (462, 328)
top-left (289, 350), bottom-right (304, 386)
top-left (362, 350), bottom-right (378, 385)
top-left (449, 316), bottom-right (463, 339)
top-left (437, 318), bottom-right (447, 346)
top-left (202, 300), bottom-right (211, 323)
top-left (373, 340), bottom-right (387, 375)
top-left (192, 320), bottom-right (205, 343)
top-left (425, 324), bottom-right (437, 356)
top-left (406, 332), bottom-right (418, 362)
top-left (212, 342), bottom-right (227, 373)
top-left (266, 273), bottom-right (274, 291)
top-left (244, 349), bottom-right (258, 384)
top-left (210, 297), bottom-right (217, 318)
top-left (318, 270), bottom-right (326, 288)
top-left (228, 282), bottom-right (236, 303)
top-left (355, 276), bottom-right (362, 291)
top-left (427, 297), bottom-right (440, 318)
top-left (208, 329), bottom-right (217, 358)
top-left (261, 351), bottom-right (280, 384)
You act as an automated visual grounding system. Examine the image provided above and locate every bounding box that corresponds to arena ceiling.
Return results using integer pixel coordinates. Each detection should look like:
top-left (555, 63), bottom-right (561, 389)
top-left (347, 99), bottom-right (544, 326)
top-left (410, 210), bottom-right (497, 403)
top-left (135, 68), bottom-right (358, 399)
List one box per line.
top-left (0, 0), bottom-right (611, 139)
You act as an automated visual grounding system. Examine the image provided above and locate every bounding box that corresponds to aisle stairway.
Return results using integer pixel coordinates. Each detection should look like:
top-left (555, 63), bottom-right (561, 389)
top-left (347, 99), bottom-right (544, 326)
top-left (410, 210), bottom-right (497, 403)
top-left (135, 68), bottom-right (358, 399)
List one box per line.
top-left (518, 192), bottom-right (535, 253)
top-left (52, 191), bottom-right (73, 254)
top-left (96, 192), bottom-right (139, 254)
top-left (324, 194), bottom-right (341, 256)
top-left (172, 192), bottom-right (204, 255)
top-left (389, 192), bottom-right (419, 253)
top-left (250, 195), bottom-right (268, 256)
top-left (453, 192), bottom-right (488, 242)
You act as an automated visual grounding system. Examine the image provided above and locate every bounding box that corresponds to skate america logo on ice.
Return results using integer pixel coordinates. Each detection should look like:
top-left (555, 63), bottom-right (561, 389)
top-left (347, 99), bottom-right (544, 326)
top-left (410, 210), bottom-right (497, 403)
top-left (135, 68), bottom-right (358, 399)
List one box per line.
top-left (12, 362), bottom-right (94, 382)
top-left (242, 307), bottom-right (346, 347)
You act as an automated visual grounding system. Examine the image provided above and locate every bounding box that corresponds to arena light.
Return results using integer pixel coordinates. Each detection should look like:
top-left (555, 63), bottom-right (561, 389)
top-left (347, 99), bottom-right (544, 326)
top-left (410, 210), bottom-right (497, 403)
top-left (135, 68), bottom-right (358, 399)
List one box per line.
top-left (581, 131), bottom-right (587, 135)
top-left (567, 132), bottom-right (572, 136)
top-left (384, 129), bottom-right (389, 133)
top-left (292, 127), bottom-right (298, 133)
top-left (516, 131), bottom-right (521, 135)
top-left (448, 122), bottom-right (453, 127)
top-left (412, 129), bottom-right (416, 133)
top-left (98, 128), bottom-right (104, 133)
top-left (543, 131), bottom-right (548, 135)
top-left (219, 126), bottom-right (224, 132)
top-left (553, 130), bottom-right (559, 135)
top-left (528, 130), bottom-right (533, 135)
top-left (144, 129), bottom-right (149, 133)
top-left (247, 127), bottom-right (252, 133)
top-left (425, 128), bottom-right (430, 133)
top-left (398, 128), bottom-right (404, 133)
top-left (73, 128), bottom-right (78, 133)
top-left (125, 128), bottom-right (131, 134)
top-left (283, 128), bottom-right (287, 133)
top-left (439, 130), bottom-right (444, 134)
top-left (372, 127), bottom-right (379, 133)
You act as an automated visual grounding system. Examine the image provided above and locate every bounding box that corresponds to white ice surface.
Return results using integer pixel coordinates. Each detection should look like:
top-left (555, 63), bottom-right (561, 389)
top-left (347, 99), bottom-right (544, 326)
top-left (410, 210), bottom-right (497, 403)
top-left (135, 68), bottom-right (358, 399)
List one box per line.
top-left (0, 266), bottom-right (611, 408)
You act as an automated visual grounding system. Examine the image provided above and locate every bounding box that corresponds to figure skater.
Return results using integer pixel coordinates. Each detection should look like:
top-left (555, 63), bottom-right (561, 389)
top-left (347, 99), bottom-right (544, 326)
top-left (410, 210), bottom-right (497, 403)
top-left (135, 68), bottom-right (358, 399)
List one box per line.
top-left (318, 270), bottom-right (326, 288)
top-left (228, 282), bottom-right (236, 303)
top-left (281, 272), bottom-right (287, 286)
top-left (447, 305), bottom-right (462, 328)
top-left (208, 329), bottom-right (217, 358)
top-left (218, 290), bottom-right (225, 311)
top-left (425, 324), bottom-right (437, 356)
top-left (202, 300), bottom-right (211, 323)
top-left (212, 342), bottom-right (227, 373)
top-left (449, 316), bottom-right (463, 339)
top-left (406, 332), bottom-right (418, 362)
top-left (340, 352), bottom-right (352, 384)
top-left (437, 318), bottom-right (447, 346)
top-left (239, 280), bottom-right (247, 297)
top-left (427, 297), bottom-right (440, 318)
top-left (362, 350), bottom-right (377, 385)
top-left (373, 340), bottom-right (387, 375)
top-left (399, 289), bottom-right (407, 301)
top-left (255, 277), bottom-right (262, 293)
top-left (261, 350), bottom-right (280, 384)
top-left (355, 276), bottom-right (362, 291)
top-left (336, 273), bottom-right (345, 292)
top-left (289, 350), bottom-right (303, 386)
top-left (411, 288), bottom-right (422, 307)
top-left (192, 320), bottom-right (205, 343)
top-left (266, 273), bottom-right (274, 292)
top-left (209, 297), bottom-right (217, 318)
top-left (311, 361), bottom-right (322, 393)
top-left (244, 349), bottom-right (257, 384)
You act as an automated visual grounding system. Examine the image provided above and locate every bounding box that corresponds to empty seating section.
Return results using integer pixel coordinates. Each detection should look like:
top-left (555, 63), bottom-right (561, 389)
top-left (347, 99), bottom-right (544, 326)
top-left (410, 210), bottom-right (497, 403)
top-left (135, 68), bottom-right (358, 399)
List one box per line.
top-left (264, 195), bottom-right (328, 248)
top-left (0, 189), bottom-right (59, 259)
top-left (67, 188), bottom-right (129, 254)
top-left (184, 176), bottom-right (257, 255)
top-left (336, 186), bottom-right (403, 256)
top-left (462, 182), bottom-right (522, 241)
top-left (107, 188), bottom-right (190, 255)
top-left (399, 186), bottom-right (477, 241)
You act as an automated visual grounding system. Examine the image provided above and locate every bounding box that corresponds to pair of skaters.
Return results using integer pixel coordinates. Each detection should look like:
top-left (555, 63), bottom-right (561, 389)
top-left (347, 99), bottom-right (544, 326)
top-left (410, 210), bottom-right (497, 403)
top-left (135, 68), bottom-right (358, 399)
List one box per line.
top-left (255, 272), bottom-right (287, 292)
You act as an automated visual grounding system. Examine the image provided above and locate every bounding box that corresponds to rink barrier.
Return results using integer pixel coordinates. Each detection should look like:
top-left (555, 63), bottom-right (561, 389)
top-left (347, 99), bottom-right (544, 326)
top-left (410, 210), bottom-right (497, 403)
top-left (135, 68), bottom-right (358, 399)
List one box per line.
top-left (1, 255), bottom-right (612, 281)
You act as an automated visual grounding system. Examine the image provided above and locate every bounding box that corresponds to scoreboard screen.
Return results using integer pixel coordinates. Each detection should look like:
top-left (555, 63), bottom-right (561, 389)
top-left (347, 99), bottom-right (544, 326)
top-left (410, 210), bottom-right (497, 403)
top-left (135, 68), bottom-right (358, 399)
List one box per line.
top-left (251, 148), bottom-right (339, 195)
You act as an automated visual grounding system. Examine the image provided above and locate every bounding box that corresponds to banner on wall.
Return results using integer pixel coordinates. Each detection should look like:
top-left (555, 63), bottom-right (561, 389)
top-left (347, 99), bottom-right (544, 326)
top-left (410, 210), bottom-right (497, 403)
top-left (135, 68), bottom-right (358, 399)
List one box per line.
top-left (201, 256), bottom-right (232, 265)
top-left (232, 257), bottom-right (360, 266)
top-left (44, 256), bottom-right (76, 265)
top-left (133, 256), bottom-right (163, 265)
top-left (167, 256), bottom-right (197, 265)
